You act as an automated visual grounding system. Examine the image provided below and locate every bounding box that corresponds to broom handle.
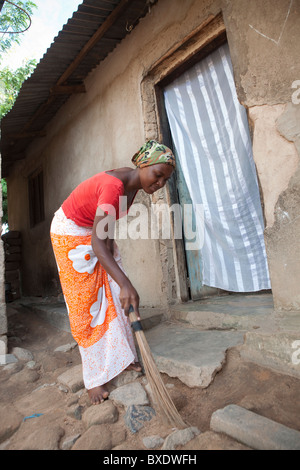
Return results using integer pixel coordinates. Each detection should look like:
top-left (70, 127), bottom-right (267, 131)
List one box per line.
top-left (129, 305), bottom-right (143, 331)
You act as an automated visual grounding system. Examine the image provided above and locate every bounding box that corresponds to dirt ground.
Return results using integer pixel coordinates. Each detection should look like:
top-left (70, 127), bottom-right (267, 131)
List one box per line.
top-left (0, 302), bottom-right (299, 451)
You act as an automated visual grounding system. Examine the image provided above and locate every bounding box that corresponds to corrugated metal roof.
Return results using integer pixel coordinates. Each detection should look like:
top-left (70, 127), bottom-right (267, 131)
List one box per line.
top-left (1, 0), bottom-right (157, 176)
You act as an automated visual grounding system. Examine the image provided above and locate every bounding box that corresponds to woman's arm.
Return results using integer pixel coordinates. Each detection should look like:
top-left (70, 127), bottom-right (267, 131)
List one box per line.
top-left (92, 210), bottom-right (140, 319)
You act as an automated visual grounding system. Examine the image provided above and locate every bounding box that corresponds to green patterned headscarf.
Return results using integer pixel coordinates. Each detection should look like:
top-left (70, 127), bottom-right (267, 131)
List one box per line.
top-left (132, 140), bottom-right (175, 169)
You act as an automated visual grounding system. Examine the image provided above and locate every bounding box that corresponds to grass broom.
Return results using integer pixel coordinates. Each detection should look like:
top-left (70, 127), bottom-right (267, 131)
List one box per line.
top-left (129, 305), bottom-right (187, 429)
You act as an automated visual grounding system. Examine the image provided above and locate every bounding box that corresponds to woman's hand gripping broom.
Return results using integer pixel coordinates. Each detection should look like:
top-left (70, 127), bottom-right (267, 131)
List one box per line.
top-left (129, 305), bottom-right (187, 429)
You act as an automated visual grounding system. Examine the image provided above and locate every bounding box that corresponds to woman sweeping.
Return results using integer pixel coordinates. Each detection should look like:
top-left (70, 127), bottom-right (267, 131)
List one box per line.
top-left (50, 140), bottom-right (175, 405)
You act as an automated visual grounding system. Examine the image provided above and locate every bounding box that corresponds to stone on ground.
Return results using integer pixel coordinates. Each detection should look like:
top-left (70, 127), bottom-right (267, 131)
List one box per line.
top-left (57, 364), bottom-right (83, 392)
top-left (109, 369), bottom-right (142, 388)
top-left (19, 424), bottom-right (65, 450)
top-left (54, 342), bottom-right (77, 352)
top-left (72, 424), bottom-right (126, 450)
top-left (109, 382), bottom-right (149, 407)
top-left (143, 435), bottom-right (164, 449)
top-left (124, 405), bottom-right (156, 433)
top-left (66, 404), bottom-right (82, 420)
top-left (82, 401), bottom-right (118, 427)
top-left (0, 405), bottom-right (23, 443)
top-left (11, 347), bottom-right (33, 362)
top-left (15, 384), bottom-right (64, 416)
top-left (210, 404), bottom-right (300, 450)
top-left (61, 433), bottom-right (81, 450)
top-left (1, 354), bottom-right (18, 365)
top-left (145, 323), bottom-right (244, 387)
top-left (180, 430), bottom-right (251, 450)
top-left (161, 426), bottom-right (200, 450)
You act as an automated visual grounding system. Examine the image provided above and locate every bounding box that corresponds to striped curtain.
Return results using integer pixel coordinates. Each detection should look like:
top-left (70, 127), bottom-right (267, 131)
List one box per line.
top-left (164, 43), bottom-right (270, 292)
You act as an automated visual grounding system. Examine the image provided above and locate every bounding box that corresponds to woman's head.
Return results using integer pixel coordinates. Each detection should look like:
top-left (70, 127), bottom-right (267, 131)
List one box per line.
top-left (132, 140), bottom-right (175, 170)
top-left (132, 140), bottom-right (175, 194)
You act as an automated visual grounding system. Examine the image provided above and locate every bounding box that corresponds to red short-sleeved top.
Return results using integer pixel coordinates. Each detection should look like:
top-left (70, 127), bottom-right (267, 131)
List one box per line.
top-left (62, 171), bottom-right (133, 227)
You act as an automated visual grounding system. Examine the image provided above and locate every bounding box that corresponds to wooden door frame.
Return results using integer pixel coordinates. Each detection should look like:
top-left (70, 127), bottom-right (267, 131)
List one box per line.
top-left (140, 13), bottom-right (227, 303)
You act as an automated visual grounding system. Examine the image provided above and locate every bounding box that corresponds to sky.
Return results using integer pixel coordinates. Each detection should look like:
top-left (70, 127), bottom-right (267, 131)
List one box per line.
top-left (1, 0), bottom-right (81, 69)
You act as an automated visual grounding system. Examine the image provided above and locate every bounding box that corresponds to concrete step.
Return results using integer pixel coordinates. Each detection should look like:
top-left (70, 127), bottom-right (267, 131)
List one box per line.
top-left (240, 310), bottom-right (300, 379)
top-left (145, 322), bottom-right (244, 388)
top-left (169, 293), bottom-right (274, 331)
top-left (168, 293), bottom-right (300, 380)
top-left (18, 298), bottom-right (164, 333)
top-left (23, 302), bottom-right (72, 333)
top-left (210, 404), bottom-right (300, 450)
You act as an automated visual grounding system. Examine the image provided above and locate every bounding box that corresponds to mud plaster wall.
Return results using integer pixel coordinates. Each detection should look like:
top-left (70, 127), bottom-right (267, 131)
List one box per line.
top-left (6, 0), bottom-right (300, 310)
top-left (223, 0), bottom-right (300, 310)
top-left (264, 104), bottom-right (300, 310)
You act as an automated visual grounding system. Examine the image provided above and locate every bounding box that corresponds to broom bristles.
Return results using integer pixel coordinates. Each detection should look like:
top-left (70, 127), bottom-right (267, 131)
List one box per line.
top-left (130, 311), bottom-right (187, 429)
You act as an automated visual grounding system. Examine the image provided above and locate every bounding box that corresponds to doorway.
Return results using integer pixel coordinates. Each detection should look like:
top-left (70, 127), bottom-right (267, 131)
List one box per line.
top-left (162, 43), bottom-right (270, 299)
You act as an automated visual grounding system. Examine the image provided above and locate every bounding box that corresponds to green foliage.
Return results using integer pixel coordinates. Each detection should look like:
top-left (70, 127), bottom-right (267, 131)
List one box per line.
top-left (0, 1), bottom-right (38, 225)
top-left (0, 1), bottom-right (38, 118)
top-left (0, 57), bottom-right (37, 118)
top-left (0, 0), bottom-right (37, 52)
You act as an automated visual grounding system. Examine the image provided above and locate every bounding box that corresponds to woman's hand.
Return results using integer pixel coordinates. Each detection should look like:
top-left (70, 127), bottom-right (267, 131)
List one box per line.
top-left (119, 279), bottom-right (140, 319)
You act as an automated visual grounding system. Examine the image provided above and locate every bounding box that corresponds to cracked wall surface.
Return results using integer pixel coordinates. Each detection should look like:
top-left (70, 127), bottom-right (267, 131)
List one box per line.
top-left (249, 102), bottom-right (300, 310)
top-left (249, 104), bottom-right (299, 229)
top-left (264, 104), bottom-right (300, 310)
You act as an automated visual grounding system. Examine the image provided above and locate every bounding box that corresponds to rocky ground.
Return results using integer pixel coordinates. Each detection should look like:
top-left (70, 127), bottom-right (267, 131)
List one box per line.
top-left (0, 302), bottom-right (299, 451)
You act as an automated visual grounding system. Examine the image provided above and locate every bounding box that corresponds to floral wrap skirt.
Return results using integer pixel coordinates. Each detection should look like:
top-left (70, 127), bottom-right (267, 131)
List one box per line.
top-left (50, 207), bottom-right (138, 389)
